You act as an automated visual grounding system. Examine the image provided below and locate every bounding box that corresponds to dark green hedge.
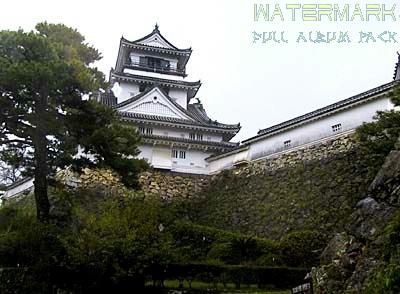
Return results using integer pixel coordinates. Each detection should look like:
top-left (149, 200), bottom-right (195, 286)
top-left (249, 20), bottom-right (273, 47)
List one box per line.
top-left (147, 263), bottom-right (308, 289)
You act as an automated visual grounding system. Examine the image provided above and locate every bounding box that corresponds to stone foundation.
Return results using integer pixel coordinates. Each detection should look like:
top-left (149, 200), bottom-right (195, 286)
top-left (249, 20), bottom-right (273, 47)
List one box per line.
top-left (139, 170), bottom-right (211, 201)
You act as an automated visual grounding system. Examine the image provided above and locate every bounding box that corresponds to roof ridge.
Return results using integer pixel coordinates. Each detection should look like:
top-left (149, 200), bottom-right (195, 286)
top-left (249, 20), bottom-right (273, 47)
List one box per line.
top-left (120, 26), bottom-right (192, 53)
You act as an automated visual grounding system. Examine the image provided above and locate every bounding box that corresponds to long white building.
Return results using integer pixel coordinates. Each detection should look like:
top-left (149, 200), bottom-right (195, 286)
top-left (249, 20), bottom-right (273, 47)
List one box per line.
top-left (207, 80), bottom-right (399, 173)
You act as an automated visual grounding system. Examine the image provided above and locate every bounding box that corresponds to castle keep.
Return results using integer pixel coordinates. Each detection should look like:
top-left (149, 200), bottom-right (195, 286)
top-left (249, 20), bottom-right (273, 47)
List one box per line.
top-left (95, 25), bottom-right (240, 174)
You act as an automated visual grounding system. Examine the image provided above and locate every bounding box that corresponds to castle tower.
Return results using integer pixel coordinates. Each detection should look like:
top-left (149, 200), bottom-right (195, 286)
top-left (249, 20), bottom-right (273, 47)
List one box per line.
top-left (98, 25), bottom-right (241, 174)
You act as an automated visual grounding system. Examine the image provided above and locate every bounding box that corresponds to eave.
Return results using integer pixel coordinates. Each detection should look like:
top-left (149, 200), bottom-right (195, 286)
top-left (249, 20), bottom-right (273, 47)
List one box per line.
top-left (111, 71), bottom-right (200, 89)
top-left (140, 134), bottom-right (238, 151)
top-left (121, 38), bottom-right (192, 56)
top-left (120, 112), bottom-right (241, 135)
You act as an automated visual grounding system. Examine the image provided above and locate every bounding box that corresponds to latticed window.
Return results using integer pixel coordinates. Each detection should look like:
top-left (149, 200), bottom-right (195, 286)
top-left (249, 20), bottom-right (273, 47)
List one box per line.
top-left (189, 133), bottom-right (203, 141)
top-left (172, 149), bottom-right (186, 159)
top-left (179, 151), bottom-right (186, 159)
top-left (146, 128), bottom-right (153, 135)
top-left (284, 140), bottom-right (291, 148)
top-left (332, 123), bottom-right (342, 132)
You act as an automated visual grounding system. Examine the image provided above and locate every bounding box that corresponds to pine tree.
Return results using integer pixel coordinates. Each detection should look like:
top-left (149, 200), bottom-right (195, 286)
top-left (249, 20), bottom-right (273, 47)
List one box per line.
top-left (0, 23), bottom-right (147, 222)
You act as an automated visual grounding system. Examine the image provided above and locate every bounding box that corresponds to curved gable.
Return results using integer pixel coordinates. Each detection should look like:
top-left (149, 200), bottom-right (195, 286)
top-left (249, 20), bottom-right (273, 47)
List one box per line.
top-left (137, 32), bottom-right (176, 50)
top-left (117, 87), bottom-right (194, 120)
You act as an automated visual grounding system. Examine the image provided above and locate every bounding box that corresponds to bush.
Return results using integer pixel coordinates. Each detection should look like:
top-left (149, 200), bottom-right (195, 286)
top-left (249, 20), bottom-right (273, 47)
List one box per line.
top-left (169, 221), bottom-right (280, 266)
top-left (158, 263), bottom-right (308, 289)
top-left (279, 230), bottom-right (326, 267)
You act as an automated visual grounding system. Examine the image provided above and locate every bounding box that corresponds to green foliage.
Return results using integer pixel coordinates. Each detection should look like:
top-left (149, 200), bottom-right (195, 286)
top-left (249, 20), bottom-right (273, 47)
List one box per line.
top-left (159, 263), bottom-right (308, 290)
top-left (356, 86), bottom-right (400, 176)
top-left (0, 23), bottom-right (147, 221)
top-left (169, 221), bottom-right (280, 266)
top-left (364, 209), bottom-right (400, 293)
top-left (279, 230), bottom-right (326, 267)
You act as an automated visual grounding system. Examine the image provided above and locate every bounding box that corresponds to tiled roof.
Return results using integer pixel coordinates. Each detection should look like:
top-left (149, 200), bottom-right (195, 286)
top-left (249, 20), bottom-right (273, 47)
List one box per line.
top-left (395, 53), bottom-right (400, 81)
top-left (141, 134), bottom-right (239, 149)
top-left (188, 102), bottom-right (241, 130)
top-left (243, 80), bottom-right (399, 144)
top-left (111, 71), bottom-right (201, 88)
top-left (121, 25), bottom-right (192, 54)
top-left (115, 86), bottom-right (241, 133)
top-left (120, 111), bottom-right (240, 132)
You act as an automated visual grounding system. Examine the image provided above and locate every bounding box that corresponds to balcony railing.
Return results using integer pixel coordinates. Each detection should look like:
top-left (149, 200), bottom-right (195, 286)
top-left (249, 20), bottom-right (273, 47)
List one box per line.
top-left (124, 62), bottom-right (186, 76)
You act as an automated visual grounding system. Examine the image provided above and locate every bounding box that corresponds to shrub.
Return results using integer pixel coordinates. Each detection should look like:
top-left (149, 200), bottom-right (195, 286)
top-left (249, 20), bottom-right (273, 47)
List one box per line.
top-left (279, 230), bottom-right (326, 267)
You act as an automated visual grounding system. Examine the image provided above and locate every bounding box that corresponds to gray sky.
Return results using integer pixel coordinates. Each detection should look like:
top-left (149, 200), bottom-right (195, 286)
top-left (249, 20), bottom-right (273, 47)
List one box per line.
top-left (1, 0), bottom-right (399, 141)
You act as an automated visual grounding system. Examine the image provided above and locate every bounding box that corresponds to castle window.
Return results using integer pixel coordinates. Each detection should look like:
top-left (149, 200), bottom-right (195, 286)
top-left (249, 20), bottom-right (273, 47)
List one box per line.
top-left (138, 126), bottom-right (145, 134)
top-left (145, 128), bottom-right (153, 135)
top-left (179, 151), bottom-right (186, 159)
top-left (172, 149), bottom-right (186, 159)
top-left (284, 140), bottom-right (291, 148)
top-left (190, 133), bottom-right (203, 141)
top-left (332, 123), bottom-right (342, 132)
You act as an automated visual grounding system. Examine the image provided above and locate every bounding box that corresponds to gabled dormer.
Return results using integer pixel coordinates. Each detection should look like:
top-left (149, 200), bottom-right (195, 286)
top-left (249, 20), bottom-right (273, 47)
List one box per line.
top-left (115, 25), bottom-right (192, 77)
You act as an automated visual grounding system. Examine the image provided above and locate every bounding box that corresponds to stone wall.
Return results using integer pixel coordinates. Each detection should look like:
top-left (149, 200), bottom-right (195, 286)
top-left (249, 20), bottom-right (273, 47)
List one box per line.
top-left (139, 170), bottom-right (211, 202)
top-left (190, 133), bottom-right (373, 240)
top-left (236, 132), bottom-right (357, 176)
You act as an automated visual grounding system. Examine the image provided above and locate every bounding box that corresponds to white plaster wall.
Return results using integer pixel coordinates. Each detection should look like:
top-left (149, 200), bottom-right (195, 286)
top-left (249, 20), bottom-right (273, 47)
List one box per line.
top-left (169, 88), bottom-right (188, 108)
top-left (137, 143), bottom-right (210, 174)
top-left (208, 95), bottom-right (393, 172)
top-left (144, 126), bottom-right (223, 143)
top-left (117, 82), bottom-right (140, 103)
top-left (138, 145), bottom-right (153, 163)
top-left (248, 96), bottom-right (392, 160)
top-left (208, 149), bottom-right (249, 174)
top-left (3, 179), bottom-right (34, 199)
top-left (171, 149), bottom-right (212, 174)
top-left (123, 68), bottom-right (185, 81)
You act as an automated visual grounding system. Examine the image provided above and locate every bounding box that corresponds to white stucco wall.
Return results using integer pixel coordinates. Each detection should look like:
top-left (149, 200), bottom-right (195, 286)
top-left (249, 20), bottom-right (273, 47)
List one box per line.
top-left (123, 68), bottom-right (185, 81)
top-left (116, 82), bottom-right (139, 103)
top-left (208, 95), bottom-right (393, 173)
top-left (3, 178), bottom-right (34, 199)
top-left (208, 148), bottom-right (249, 174)
top-left (147, 126), bottom-right (223, 143)
top-left (168, 89), bottom-right (188, 108)
top-left (247, 96), bottom-right (392, 161)
top-left (171, 149), bottom-right (212, 174)
top-left (138, 143), bottom-right (211, 174)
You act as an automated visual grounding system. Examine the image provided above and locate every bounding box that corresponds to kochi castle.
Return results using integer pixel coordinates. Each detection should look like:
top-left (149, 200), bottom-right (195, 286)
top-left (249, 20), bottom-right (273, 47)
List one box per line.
top-left (95, 25), bottom-right (241, 174)
top-left (93, 25), bottom-right (400, 176)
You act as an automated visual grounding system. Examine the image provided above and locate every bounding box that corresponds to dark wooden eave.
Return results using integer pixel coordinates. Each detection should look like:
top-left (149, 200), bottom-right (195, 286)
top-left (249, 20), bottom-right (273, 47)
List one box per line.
top-left (140, 134), bottom-right (239, 152)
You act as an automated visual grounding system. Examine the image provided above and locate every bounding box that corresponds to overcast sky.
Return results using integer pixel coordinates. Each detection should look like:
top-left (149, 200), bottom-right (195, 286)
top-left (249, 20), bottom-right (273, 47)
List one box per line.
top-left (1, 0), bottom-right (399, 141)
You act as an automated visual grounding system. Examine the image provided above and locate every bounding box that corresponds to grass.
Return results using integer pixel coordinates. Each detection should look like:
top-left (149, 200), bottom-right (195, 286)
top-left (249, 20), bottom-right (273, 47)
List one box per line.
top-left (146, 279), bottom-right (290, 293)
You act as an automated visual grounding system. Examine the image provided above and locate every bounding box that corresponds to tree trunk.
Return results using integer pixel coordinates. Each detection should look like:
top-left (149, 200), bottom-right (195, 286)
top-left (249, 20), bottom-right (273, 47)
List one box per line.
top-left (34, 133), bottom-right (49, 222)
top-left (33, 94), bottom-right (50, 223)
